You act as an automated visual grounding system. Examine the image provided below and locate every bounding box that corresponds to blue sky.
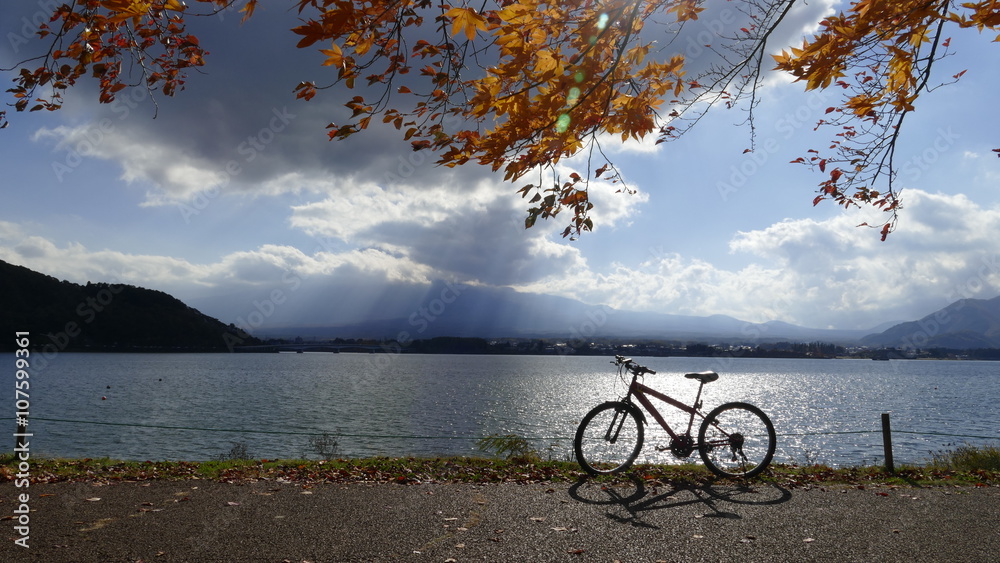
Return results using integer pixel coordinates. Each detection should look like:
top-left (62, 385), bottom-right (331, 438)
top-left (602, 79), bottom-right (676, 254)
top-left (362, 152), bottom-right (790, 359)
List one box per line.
top-left (2, 1), bottom-right (999, 335)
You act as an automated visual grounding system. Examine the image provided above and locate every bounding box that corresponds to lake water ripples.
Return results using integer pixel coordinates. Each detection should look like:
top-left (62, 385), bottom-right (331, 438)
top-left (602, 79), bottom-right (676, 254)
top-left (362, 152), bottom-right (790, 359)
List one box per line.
top-left (4, 353), bottom-right (996, 468)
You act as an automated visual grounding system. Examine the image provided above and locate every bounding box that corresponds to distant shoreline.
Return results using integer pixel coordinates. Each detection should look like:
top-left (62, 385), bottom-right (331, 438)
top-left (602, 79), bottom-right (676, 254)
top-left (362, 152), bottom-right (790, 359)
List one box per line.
top-left (6, 345), bottom-right (1000, 361)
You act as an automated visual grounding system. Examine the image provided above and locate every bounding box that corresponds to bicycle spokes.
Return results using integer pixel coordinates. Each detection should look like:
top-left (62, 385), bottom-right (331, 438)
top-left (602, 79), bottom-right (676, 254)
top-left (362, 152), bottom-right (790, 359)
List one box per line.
top-left (574, 402), bottom-right (644, 475)
top-left (698, 403), bottom-right (776, 479)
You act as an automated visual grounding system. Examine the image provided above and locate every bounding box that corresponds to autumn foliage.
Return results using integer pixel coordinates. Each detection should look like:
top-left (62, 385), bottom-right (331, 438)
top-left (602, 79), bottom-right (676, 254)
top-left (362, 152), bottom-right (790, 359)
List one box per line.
top-left (773, 0), bottom-right (998, 239)
top-left (4, 0), bottom-right (1000, 239)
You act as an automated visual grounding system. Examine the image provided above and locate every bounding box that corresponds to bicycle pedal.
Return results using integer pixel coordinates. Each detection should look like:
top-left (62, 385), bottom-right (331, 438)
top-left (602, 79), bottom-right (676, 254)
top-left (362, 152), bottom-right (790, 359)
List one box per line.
top-left (654, 444), bottom-right (669, 452)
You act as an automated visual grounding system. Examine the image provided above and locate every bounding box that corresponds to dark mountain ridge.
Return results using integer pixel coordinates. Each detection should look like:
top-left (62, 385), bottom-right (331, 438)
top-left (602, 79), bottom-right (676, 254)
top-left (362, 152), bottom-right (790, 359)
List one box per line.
top-left (861, 295), bottom-right (1000, 349)
top-left (0, 260), bottom-right (256, 352)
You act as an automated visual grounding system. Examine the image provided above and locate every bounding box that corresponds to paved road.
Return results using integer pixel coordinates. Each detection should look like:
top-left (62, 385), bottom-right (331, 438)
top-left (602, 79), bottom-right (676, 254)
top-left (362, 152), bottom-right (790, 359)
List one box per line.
top-left (2, 479), bottom-right (997, 562)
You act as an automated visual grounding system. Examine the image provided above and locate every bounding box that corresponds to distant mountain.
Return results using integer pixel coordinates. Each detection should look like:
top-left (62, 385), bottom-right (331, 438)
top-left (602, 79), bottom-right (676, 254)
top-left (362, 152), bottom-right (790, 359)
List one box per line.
top-left (0, 260), bottom-right (257, 352)
top-left (861, 295), bottom-right (1000, 349)
top-left (3, 260), bottom-right (898, 349)
top-left (256, 280), bottom-right (876, 344)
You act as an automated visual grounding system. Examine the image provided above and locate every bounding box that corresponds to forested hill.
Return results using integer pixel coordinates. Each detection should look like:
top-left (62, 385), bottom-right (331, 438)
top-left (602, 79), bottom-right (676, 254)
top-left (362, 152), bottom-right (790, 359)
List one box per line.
top-left (861, 295), bottom-right (1000, 349)
top-left (0, 260), bottom-right (257, 352)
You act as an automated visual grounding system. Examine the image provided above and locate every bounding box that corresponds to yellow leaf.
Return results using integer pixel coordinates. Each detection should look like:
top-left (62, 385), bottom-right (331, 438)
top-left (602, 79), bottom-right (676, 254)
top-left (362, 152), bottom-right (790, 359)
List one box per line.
top-left (908, 27), bottom-right (930, 47)
top-left (105, 1), bottom-right (151, 22)
top-left (535, 50), bottom-right (559, 75)
top-left (355, 34), bottom-right (374, 56)
top-left (497, 3), bottom-right (532, 25)
top-left (446, 7), bottom-right (488, 41)
top-left (320, 44), bottom-right (343, 67)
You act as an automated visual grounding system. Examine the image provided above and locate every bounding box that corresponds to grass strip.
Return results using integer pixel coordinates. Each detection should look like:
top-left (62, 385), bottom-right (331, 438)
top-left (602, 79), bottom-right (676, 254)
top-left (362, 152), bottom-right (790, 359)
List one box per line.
top-left (2, 453), bottom-right (997, 489)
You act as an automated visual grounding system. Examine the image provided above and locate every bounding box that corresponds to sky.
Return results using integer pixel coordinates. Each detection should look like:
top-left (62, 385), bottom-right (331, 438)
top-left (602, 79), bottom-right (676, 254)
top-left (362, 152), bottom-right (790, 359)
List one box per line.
top-left (2, 1), bottom-right (1000, 336)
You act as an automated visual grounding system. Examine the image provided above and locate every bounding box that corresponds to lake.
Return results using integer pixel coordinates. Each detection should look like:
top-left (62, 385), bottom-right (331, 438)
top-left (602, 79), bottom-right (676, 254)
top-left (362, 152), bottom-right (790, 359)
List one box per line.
top-left (5, 352), bottom-right (997, 468)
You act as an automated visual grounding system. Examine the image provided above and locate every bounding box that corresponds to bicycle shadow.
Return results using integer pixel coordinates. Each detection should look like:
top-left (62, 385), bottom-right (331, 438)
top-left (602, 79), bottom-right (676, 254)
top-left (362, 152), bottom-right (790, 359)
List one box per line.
top-left (568, 474), bottom-right (792, 529)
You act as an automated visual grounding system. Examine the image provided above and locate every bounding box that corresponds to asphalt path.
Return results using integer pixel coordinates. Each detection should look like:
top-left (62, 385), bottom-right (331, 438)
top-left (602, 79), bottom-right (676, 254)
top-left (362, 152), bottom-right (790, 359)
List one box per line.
top-left (2, 479), bottom-right (997, 562)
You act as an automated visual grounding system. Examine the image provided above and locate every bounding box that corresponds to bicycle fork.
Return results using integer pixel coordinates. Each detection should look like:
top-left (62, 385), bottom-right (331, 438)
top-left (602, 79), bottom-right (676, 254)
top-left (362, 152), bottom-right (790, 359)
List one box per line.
top-left (604, 404), bottom-right (631, 444)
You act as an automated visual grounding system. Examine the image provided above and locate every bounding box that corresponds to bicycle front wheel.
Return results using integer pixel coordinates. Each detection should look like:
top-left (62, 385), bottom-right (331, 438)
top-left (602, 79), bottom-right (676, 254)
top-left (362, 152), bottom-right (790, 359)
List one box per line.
top-left (574, 401), bottom-right (644, 475)
top-left (698, 402), bottom-right (775, 479)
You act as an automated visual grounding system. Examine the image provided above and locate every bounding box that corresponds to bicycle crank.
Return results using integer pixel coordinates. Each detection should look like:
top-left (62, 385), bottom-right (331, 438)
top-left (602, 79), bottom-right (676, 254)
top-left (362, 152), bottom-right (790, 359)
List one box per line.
top-left (655, 435), bottom-right (696, 458)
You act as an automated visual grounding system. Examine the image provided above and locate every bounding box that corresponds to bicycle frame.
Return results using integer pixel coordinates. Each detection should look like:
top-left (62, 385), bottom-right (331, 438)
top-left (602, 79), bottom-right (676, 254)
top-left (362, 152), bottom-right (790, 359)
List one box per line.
top-left (623, 374), bottom-right (708, 441)
top-left (576, 355), bottom-right (776, 478)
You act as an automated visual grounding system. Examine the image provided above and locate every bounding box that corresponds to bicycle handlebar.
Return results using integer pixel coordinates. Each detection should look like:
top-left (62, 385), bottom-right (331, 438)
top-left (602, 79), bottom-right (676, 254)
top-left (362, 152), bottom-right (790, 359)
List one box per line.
top-left (613, 355), bottom-right (656, 376)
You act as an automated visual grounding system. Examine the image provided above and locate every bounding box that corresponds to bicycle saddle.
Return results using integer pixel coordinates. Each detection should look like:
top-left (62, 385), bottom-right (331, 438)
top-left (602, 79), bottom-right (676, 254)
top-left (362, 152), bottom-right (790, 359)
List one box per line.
top-left (684, 371), bottom-right (719, 384)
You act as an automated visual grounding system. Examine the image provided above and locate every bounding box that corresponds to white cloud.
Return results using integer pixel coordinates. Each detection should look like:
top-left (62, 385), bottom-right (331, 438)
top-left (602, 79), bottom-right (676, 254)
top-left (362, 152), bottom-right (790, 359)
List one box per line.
top-left (518, 189), bottom-right (1000, 329)
top-left (5, 188), bottom-right (999, 333)
top-left (516, 251), bottom-right (795, 324)
top-left (538, 160), bottom-right (652, 233)
top-left (33, 124), bottom-right (227, 202)
top-left (0, 221), bottom-right (431, 293)
top-left (772, 0), bottom-right (840, 46)
top-left (289, 180), bottom-right (466, 242)
top-left (286, 172), bottom-right (606, 286)
top-left (734, 190), bottom-right (1000, 324)
top-left (594, 132), bottom-right (662, 156)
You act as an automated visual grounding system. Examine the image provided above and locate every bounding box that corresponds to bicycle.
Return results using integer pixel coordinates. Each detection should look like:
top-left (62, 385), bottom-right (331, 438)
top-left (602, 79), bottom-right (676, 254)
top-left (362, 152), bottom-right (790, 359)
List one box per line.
top-left (574, 355), bottom-right (776, 478)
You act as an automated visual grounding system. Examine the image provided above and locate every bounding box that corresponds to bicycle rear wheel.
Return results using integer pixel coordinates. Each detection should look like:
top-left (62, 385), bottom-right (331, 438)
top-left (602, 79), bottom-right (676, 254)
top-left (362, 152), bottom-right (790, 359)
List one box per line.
top-left (698, 402), bottom-right (775, 479)
top-left (574, 401), bottom-right (644, 475)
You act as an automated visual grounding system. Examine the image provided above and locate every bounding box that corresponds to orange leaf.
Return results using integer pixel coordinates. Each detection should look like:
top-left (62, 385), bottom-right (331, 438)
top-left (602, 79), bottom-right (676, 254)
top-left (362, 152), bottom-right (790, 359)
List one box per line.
top-left (240, 0), bottom-right (257, 23)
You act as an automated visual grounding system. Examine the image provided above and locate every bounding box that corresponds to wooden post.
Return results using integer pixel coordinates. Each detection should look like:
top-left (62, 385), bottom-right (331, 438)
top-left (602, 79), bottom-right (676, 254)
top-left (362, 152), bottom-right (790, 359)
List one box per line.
top-left (881, 413), bottom-right (894, 473)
